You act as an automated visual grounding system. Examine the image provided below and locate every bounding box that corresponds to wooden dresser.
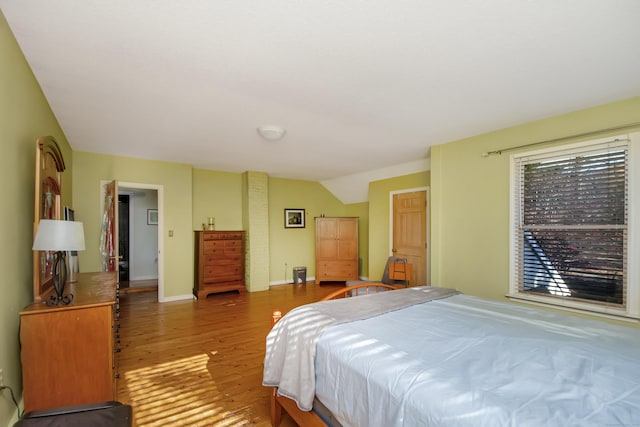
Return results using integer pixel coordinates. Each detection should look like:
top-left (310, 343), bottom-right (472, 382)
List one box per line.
top-left (20, 272), bottom-right (119, 412)
top-left (194, 230), bottom-right (246, 298)
top-left (315, 217), bottom-right (359, 284)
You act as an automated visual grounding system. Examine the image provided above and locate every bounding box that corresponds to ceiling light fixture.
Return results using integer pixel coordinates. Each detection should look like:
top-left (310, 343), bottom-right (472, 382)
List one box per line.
top-left (257, 125), bottom-right (286, 141)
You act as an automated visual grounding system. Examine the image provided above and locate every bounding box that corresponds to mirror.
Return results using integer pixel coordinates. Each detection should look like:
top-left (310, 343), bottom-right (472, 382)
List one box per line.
top-left (33, 136), bottom-right (66, 300)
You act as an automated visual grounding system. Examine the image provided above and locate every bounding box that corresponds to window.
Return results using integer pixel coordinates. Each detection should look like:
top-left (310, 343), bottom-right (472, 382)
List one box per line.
top-left (509, 134), bottom-right (640, 320)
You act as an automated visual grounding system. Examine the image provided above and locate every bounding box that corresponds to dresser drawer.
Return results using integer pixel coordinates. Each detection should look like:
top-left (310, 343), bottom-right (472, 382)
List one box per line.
top-left (203, 240), bottom-right (243, 255)
top-left (223, 245), bottom-right (242, 256)
top-left (203, 232), bottom-right (244, 241)
top-left (203, 265), bottom-right (243, 282)
top-left (203, 240), bottom-right (223, 254)
top-left (318, 261), bottom-right (357, 279)
top-left (203, 255), bottom-right (243, 265)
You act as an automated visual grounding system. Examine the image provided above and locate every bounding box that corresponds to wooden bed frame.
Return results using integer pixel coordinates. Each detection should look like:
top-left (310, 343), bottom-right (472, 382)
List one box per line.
top-left (269, 283), bottom-right (399, 427)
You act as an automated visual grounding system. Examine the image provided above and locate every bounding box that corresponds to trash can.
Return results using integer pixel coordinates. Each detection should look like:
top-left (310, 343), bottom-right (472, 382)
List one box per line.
top-left (293, 266), bottom-right (307, 284)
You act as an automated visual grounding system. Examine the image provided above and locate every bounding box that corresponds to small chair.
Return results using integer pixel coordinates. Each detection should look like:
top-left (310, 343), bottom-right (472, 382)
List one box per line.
top-left (347, 256), bottom-right (411, 289)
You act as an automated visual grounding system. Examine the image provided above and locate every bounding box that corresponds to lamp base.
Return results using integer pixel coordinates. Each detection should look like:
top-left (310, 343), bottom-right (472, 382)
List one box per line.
top-left (45, 251), bottom-right (74, 306)
top-left (47, 293), bottom-right (74, 306)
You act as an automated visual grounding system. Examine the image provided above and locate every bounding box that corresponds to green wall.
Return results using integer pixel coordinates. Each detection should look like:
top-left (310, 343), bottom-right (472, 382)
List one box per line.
top-left (72, 151), bottom-right (193, 299)
top-left (367, 172), bottom-right (430, 281)
top-left (192, 169), bottom-right (243, 231)
top-left (431, 96), bottom-right (640, 325)
top-left (190, 172), bottom-right (365, 284)
top-left (345, 202), bottom-right (370, 278)
top-left (268, 177), bottom-right (350, 282)
top-left (67, 157), bottom-right (385, 296)
top-left (0, 10), bottom-right (73, 425)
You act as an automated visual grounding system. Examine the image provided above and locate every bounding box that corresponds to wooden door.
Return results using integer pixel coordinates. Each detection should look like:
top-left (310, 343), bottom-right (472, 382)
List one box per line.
top-left (393, 191), bottom-right (427, 285)
top-left (100, 180), bottom-right (119, 277)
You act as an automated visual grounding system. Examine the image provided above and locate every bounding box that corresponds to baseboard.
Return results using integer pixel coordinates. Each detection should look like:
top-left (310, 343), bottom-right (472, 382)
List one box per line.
top-left (159, 293), bottom-right (194, 303)
top-left (270, 276), bottom-right (317, 286)
top-left (129, 275), bottom-right (158, 281)
top-left (6, 394), bottom-right (23, 425)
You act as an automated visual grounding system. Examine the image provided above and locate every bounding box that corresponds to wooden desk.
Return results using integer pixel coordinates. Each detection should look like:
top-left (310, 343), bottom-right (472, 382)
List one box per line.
top-left (20, 272), bottom-right (118, 412)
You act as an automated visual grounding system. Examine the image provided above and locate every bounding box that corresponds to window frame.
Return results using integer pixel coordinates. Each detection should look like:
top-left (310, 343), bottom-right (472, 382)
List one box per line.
top-left (508, 133), bottom-right (640, 321)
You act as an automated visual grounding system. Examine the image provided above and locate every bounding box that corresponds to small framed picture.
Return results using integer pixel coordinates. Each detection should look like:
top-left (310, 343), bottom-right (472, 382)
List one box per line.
top-left (147, 209), bottom-right (158, 225)
top-left (284, 209), bottom-right (305, 228)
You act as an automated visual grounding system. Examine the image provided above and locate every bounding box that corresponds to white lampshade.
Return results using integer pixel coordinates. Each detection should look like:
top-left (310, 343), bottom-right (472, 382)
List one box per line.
top-left (33, 219), bottom-right (86, 251)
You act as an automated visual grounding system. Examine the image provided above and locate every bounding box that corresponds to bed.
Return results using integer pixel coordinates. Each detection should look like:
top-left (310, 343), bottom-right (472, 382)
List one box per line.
top-left (263, 285), bottom-right (640, 427)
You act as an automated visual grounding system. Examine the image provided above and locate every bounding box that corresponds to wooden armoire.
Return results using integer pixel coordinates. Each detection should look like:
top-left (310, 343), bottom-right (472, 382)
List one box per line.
top-left (315, 217), bottom-right (359, 284)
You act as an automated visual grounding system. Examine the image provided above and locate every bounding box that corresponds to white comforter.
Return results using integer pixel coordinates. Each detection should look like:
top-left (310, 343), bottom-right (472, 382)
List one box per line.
top-left (262, 286), bottom-right (458, 410)
top-left (315, 294), bottom-right (640, 427)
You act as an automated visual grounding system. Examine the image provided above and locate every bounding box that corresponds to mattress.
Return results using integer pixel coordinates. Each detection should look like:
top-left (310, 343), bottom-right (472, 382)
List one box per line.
top-left (263, 286), bottom-right (458, 410)
top-left (314, 294), bottom-right (640, 427)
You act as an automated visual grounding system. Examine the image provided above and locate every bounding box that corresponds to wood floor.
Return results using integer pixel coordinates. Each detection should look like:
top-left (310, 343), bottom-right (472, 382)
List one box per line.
top-left (116, 281), bottom-right (345, 427)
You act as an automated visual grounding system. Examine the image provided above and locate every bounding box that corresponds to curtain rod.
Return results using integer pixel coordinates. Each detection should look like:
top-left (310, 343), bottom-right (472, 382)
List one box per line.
top-left (481, 122), bottom-right (640, 157)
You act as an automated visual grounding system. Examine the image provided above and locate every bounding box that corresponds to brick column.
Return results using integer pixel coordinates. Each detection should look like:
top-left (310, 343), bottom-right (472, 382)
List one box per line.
top-left (242, 171), bottom-right (270, 291)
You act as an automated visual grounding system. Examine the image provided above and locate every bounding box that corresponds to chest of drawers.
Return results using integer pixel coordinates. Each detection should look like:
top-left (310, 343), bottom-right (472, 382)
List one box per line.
top-left (194, 230), bottom-right (246, 298)
top-left (20, 272), bottom-right (118, 412)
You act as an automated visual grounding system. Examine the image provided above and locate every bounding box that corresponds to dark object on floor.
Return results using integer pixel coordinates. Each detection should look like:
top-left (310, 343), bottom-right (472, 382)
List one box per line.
top-left (347, 256), bottom-right (411, 288)
top-left (14, 401), bottom-right (132, 427)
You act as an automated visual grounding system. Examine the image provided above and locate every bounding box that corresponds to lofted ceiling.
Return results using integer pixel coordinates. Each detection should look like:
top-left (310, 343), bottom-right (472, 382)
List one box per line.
top-left (2, 1), bottom-right (640, 202)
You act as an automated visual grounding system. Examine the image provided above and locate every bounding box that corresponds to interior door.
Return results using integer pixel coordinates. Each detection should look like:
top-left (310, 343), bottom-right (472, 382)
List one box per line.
top-left (100, 180), bottom-right (119, 279)
top-left (392, 191), bottom-right (427, 285)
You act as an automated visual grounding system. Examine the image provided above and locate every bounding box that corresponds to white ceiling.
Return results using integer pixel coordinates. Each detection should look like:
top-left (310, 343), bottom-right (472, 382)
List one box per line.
top-left (2, 1), bottom-right (640, 201)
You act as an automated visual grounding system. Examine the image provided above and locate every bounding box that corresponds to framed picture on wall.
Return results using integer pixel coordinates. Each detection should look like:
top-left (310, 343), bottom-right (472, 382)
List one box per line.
top-left (284, 209), bottom-right (305, 228)
top-left (147, 209), bottom-right (158, 225)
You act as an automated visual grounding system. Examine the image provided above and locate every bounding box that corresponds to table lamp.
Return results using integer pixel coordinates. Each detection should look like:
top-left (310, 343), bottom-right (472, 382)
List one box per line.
top-left (33, 219), bottom-right (86, 305)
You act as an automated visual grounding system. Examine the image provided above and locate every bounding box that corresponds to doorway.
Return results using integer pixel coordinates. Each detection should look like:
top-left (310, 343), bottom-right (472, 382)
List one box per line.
top-left (118, 193), bottom-right (130, 282)
top-left (119, 186), bottom-right (159, 295)
top-left (390, 188), bottom-right (429, 286)
top-left (101, 180), bottom-right (164, 300)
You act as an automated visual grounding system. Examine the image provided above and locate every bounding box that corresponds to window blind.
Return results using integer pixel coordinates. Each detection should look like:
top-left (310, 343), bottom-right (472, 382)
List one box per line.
top-left (513, 139), bottom-right (628, 307)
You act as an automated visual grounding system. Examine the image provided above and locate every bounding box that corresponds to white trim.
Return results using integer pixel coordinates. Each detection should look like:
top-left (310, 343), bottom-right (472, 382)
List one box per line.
top-left (162, 293), bottom-right (194, 302)
top-left (102, 180), bottom-right (165, 302)
top-left (509, 134), bottom-right (639, 319)
top-left (506, 293), bottom-right (639, 323)
top-left (389, 186), bottom-right (430, 286)
top-left (269, 276), bottom-right (317, 286)
top-left (625, 132), bottom-right (640, 318)
top-left (269, 282), bottom-right (290, 287)
top-left (129, 275), bottom-right (158, 281)
top-left (120, 182), bottom-right (164, 302)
